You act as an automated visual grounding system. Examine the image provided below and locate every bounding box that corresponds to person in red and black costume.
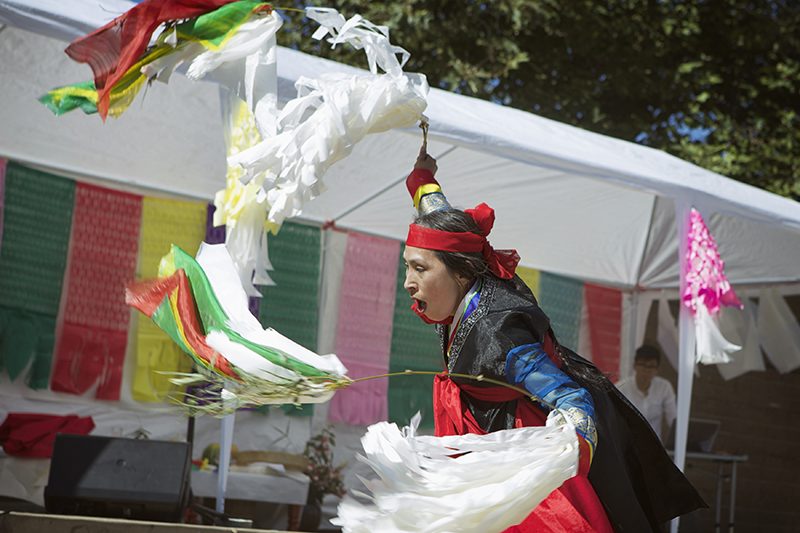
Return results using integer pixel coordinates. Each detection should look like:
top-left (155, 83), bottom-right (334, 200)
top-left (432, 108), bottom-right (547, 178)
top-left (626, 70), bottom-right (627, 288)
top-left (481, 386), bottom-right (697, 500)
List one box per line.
top-left (402, 147), bottom-right (705, 532)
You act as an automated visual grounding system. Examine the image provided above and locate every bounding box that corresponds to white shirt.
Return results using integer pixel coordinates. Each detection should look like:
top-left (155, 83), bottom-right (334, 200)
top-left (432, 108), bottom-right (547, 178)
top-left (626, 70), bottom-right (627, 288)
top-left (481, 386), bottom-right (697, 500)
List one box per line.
top-left (616, 375), bottom-right (677, 442)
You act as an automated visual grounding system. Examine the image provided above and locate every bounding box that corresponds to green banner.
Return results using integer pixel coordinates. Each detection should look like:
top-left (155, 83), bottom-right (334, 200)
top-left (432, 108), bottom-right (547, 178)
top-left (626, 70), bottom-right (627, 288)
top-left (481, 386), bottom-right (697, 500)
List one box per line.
top-left (0, 162), bottom-right (75, 387)
top-left (538, 271), bottom-right (583, 351)
top-left (258, 222), bottom-right (321, 416)
top-left (387, 246), bottom-right (443, 430)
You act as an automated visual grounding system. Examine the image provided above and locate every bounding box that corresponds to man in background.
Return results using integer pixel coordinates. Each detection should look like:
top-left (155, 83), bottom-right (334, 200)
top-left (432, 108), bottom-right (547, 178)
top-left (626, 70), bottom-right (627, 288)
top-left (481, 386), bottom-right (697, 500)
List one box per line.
top-left (616, 344), bottom-right (677, 443)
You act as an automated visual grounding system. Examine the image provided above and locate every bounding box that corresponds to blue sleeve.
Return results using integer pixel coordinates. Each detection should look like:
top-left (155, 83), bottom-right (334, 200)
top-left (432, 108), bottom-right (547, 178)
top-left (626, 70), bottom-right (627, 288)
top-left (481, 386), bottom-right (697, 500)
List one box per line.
top-left (505, 343), bottom-right (598, 454)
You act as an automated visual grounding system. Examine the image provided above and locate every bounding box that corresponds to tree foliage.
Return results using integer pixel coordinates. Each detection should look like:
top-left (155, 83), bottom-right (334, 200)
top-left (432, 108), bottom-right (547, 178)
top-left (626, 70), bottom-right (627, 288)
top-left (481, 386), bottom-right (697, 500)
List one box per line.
top-left (278, 1), bottom-right (800, 198)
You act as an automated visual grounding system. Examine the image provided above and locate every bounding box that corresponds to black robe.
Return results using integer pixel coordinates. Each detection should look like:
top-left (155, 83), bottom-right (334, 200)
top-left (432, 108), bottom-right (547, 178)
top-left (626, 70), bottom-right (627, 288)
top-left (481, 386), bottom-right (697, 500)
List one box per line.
top-left (435, 274), bottom-right (706, 532)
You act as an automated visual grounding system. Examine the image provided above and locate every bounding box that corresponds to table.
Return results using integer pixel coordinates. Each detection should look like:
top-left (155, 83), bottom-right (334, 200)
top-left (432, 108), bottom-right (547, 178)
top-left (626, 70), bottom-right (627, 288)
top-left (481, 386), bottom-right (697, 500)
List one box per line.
top-left (670, 450), bottom-right (749, 533)
top-left (190, 469), bottom-right (309, 507)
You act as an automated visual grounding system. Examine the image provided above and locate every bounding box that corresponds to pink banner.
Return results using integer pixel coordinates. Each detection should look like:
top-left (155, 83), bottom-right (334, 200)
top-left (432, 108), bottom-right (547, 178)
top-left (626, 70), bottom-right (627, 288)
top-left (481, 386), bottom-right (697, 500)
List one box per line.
top-left (51, 183), bottom-right (142, 400)
top-left (329, 232), bottom-right (400, 425)
top-left (584, 283), bottom-right (622, 381)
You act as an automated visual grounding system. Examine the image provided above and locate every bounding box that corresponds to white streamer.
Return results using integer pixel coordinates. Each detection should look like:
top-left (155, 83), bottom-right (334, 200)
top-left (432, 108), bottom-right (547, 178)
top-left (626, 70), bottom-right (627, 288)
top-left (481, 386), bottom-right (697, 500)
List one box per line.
top-left (694, 304), bottom-right (740, 364)
top-left (228, 7), bottom-right (428, 225)
top-left (333, 412), bottom-right (579, 533)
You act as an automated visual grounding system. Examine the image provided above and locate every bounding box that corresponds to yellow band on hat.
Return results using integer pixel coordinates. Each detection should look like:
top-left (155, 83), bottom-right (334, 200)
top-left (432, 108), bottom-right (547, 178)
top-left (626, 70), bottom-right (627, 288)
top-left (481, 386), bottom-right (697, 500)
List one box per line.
top-left (413, 183), bottom-right (442, 209)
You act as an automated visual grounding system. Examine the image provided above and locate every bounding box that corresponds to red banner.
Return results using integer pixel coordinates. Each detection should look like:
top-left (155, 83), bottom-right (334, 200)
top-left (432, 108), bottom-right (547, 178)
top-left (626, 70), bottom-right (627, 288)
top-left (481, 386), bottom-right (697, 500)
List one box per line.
top-left (51, 183), bottom-right (142, 400)
top-left (584, 283), bottom-right (622, 381)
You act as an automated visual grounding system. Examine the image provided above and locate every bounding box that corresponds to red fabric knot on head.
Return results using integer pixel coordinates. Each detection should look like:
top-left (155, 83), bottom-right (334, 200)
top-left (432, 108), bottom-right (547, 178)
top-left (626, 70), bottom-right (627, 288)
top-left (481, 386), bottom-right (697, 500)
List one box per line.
top-left (406, 202), bottom-right (520, 280)
top-left (464, 203), bottom-right (495, 236)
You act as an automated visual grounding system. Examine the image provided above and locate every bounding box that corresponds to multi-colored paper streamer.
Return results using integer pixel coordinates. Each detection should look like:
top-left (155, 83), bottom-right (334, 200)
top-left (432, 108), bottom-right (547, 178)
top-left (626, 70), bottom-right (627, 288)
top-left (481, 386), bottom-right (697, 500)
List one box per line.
top-left (682, 208), bottom-right (742, 364)
top-left (41, 1), bottom-right (278, 119)
top-left (126, 243), bottom-right (348, 414)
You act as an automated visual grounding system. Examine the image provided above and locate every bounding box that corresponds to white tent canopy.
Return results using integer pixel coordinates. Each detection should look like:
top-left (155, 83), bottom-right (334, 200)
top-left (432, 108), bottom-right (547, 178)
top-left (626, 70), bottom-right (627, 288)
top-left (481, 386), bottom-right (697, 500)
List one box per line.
top-left (2, 3), bottom-right (800, 526)
top-left (2, 0), bottom-right (800, 292)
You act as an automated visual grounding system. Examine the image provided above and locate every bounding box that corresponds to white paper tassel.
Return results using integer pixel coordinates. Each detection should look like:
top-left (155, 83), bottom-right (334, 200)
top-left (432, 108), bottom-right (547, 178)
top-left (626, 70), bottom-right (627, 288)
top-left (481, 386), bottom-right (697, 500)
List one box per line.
top-left (188, 11), bottom-right (283, 138)
top-left (694, 304), bottom-right (741, 364)
top-left (228, 8), bottom-right (428, 225)
top-left (332, 412), bottom-right (579, 533)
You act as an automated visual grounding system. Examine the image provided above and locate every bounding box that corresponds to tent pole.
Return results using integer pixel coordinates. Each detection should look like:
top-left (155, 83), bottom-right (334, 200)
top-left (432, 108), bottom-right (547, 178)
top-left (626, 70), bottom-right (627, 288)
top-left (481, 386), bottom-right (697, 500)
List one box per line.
top-left (671, 200), bottom-right (696, 533)
top-left (216, 413), bottom-right (236, 513)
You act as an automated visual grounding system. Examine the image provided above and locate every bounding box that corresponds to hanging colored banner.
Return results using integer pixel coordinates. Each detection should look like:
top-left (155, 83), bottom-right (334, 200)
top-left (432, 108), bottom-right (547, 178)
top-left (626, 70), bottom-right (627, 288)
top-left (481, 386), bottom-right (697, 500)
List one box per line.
top-left (0, 162), bottom-right (75, 389)
top-left (516, 266), bottom-right (541, 297)
top-left (538, 271), bottom-right (583, 351)
top-left (258, 221), bottom-right (322, 416)
top-left (329, 232), bottom-right (400, 425)
top-left (583, 283), bottom-right (622, 381)
top-left (50, 183), bottom-right (142, 400)
top-left (0, 158), bottom-right (6, 254)
top-left (387, 245), bottom-right (443, 430)
top-left (132, 196), bottom-right (206, 402)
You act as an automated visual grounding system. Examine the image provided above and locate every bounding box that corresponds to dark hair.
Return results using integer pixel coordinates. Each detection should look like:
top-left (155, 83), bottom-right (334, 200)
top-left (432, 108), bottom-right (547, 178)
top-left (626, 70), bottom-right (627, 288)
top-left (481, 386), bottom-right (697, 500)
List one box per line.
top-left (635, 344), bottom-right (662, 365)
top-left (413, 209), bottom-right (489, 281)
top-left (415, 209), bottom-right (607, 389)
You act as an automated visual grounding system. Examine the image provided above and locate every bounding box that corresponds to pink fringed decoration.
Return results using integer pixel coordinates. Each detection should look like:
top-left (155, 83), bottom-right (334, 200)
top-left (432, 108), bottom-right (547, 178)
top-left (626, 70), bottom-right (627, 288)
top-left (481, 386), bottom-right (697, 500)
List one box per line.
top-left (682, 208), bottom-right (742, 315)
top-left (329, 232), bottom-right (400, 425)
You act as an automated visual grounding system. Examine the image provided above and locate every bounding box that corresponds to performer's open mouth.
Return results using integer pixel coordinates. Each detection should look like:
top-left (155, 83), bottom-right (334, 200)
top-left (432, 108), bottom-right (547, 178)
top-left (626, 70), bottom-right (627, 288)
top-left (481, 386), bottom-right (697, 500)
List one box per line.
top-left (413, 298), bottom-right (427, 313)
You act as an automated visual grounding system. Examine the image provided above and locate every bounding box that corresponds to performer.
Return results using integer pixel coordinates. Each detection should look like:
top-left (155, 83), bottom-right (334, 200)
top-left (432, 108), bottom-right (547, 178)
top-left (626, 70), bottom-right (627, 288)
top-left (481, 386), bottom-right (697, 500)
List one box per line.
top-left (403, 147), bottom-right (705, 532)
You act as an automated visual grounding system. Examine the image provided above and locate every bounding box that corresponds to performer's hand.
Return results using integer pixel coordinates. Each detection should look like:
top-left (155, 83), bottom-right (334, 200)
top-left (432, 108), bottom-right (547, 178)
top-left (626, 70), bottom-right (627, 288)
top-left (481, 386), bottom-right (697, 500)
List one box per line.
top-left (414, 145), bottom-right (438, 175)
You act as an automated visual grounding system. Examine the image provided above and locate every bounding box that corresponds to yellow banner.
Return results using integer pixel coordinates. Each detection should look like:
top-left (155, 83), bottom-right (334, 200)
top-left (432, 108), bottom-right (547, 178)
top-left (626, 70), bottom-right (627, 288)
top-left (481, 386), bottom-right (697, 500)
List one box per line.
top-left (517, 266), bottom-right (541, 297)
top-left (132, 196), bottom-right (206, 402)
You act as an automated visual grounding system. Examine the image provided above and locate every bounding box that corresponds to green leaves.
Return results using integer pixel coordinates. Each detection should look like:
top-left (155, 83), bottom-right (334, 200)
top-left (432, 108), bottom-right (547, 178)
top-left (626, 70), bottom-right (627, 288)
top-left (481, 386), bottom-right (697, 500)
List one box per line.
top-left (278, 0), bottom-right (799, 197)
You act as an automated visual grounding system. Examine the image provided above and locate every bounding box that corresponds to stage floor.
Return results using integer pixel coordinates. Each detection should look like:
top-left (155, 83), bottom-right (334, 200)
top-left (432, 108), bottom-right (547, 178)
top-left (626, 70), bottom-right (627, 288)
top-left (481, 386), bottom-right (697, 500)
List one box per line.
top-left (0, 512), bottom-right (297, 533)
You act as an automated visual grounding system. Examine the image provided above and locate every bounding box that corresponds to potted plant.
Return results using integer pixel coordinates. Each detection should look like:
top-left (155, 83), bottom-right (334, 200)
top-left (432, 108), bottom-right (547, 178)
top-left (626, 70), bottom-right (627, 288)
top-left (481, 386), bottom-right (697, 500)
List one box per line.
top-left (299, 426), bottom-right (346, 531)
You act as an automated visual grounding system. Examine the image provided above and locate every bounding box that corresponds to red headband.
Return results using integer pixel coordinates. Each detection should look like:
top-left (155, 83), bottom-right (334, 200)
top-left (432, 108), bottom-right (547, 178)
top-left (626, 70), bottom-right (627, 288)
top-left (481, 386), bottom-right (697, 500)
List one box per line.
top-left (406, 203), bottom-right (520, 279)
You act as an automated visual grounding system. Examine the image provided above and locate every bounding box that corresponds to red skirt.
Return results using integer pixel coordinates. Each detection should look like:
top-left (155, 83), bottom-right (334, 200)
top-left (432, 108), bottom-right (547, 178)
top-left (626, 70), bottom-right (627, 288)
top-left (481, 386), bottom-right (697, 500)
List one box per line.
top-left (433, 375), bottom-right (614, 533)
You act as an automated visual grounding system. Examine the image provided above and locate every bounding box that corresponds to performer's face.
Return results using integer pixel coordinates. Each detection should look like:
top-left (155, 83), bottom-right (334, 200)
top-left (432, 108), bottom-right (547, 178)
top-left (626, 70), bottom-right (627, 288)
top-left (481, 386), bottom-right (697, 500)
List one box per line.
top-left (403, 246), bottom-right (466, 322)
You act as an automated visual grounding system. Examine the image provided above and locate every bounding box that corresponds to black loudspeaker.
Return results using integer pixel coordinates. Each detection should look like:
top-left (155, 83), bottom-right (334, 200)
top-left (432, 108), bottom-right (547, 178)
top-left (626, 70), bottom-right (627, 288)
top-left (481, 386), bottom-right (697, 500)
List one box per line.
top-left (44, 434), bottom-right (190, 522)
